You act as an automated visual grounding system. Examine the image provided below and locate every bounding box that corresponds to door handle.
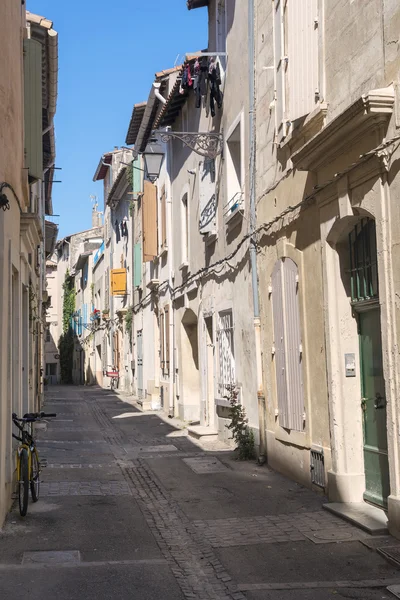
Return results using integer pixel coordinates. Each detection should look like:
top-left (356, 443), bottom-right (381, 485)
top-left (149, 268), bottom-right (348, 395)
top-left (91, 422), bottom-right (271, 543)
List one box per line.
top-left (361, 398), bottom-right (367, 411)
top-left (374, 393), bottom-right (386, 409)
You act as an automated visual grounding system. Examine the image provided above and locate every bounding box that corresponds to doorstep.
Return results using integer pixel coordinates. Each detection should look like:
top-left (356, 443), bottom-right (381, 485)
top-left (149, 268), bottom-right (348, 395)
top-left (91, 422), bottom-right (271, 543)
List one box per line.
top-left (187, 425), bottom-right (218, 442)
top-left (323, 502), bottom-right (389, 535)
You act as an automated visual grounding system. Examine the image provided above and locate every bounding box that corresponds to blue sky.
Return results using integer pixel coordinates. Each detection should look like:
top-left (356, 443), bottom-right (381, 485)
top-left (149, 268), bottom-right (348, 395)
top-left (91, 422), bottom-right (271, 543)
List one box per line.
top-left (28, 0), bottom-right (207, 238)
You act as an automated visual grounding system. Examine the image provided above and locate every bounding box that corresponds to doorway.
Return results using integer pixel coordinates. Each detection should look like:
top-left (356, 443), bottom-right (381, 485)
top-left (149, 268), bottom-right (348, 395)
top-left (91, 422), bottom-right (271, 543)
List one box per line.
top-left (201, 316), bottom-right (215, 427)
top-left (137, 330), bottom-right (143, 398)
top-left (349, 218), bottom-right (389, 507)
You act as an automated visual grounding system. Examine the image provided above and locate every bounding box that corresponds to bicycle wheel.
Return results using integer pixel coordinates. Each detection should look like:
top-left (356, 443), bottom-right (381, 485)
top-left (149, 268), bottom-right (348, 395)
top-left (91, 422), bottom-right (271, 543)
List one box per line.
top-left (18, 449), bottom-right (29, 517)
top-left (30, 448), bottom-right (40, 502)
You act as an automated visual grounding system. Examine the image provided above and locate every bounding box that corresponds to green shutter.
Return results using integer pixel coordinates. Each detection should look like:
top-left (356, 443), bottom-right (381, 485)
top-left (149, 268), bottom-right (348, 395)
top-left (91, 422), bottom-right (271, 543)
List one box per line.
top-left (24, 39), bottom-right (43, 181)
top-left (132, 157), bottom-right (143, 198)
top-left (134, 243), bottom-right (142, 287)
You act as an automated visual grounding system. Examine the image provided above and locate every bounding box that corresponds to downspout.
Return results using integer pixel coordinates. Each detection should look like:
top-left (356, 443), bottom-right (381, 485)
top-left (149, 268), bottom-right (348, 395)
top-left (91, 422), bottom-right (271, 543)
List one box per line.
top-left (167, 139), bottom-right (175, 417)
top-left (248, 0), bottom-right (266, 457)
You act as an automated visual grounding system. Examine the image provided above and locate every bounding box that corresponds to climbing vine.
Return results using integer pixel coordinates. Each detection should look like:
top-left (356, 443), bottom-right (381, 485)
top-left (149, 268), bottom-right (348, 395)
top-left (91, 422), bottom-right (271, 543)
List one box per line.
top-left (125, 306), bottom-right (133, 347)
top-left (59, 271), bottom-right (75, 384)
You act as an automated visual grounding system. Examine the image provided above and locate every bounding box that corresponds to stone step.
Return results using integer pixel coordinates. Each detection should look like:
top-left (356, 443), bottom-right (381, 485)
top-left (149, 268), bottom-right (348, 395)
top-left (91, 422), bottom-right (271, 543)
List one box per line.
top-left (187, 425), bottom-right (218, 442)
top-left (323, 501), bottom-right (389, 535)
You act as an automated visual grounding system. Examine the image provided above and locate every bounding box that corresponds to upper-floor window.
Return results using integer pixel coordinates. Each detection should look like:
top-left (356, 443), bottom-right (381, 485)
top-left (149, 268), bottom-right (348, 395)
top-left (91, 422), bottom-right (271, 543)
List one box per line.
top-left (225, 113), bottom-right (244, 216)
top-left (199, 159), bottom-right (217, 235)
top-left (274, 0), bottom-right (319, 139)
top-left (181, 193), bottom-right (189, 265)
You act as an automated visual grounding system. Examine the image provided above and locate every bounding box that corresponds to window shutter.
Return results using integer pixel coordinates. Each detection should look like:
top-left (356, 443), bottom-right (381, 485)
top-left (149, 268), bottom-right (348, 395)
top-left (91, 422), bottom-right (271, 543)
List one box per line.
top-left (161, 185), bottom-right (167, 248)
top-left (132, 157), bottom-right (143, 199)
top-left (271, 261), bottom-right (289, 428)
top-left (287, 0), bottom-right (319, 121)
top-left (283, 258), bottom-right (304, 431)
top-left (134, 243), bottom-right (142, 287)
top-left (23, 39), bottom-right (43, 180)
top-left (160, 311), bottom-right (165, 374)
top-left (199, 160), bottom-right (217, 234)
top-left (274, 0), bottom-right (286, 136)
top-left (111, 268), bottom-right (127, 296)
top-left (165, 307), bottom-right (170, 376)
top-left (142, 180), bottom-right (158, 261)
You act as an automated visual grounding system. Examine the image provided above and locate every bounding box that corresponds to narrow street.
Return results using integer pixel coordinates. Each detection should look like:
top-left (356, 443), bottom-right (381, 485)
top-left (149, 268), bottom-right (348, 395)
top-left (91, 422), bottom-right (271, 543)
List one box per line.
top-left (0, 387), bottom-right (399, 599)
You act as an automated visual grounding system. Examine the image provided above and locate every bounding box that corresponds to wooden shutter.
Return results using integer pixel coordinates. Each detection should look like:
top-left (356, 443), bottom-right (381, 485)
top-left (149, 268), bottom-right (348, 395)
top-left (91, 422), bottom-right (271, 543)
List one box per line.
top-left (274, 0), bottom-right (286, 135)
top-left (283, 258), bottom-right (304, 431)
top-left (111, 268), bottom-right (127, 296)
top-left (24, 39), bottom-right (43, 180)
top-left (287, 0), bottom-right (319, 121)
top-left (132, 157), bottom-right (143, 199)
top-left (134, 243), bottom-right (142, 287)
top-left (272, 260), bottom-right (289, 428)
top-left (160, 311), bottom-right (165, 374)
top-left (165, 307), bottom-right (170, 376)
top-left (161, 185), bottom-right (167, 248)
top-left (199, 160), bottom-right (217, 234)
top-left (271, 258), bottom-right (304, 431)
top-left (142, 180), bottom-right (158, 261)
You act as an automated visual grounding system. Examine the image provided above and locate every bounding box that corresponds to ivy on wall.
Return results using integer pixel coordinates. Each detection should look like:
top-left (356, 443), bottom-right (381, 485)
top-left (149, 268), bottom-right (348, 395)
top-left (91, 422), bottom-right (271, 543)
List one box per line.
top-left (59, 271), bottom-right (75, 384)
top-left (125, 306), bottom-right (133, 348)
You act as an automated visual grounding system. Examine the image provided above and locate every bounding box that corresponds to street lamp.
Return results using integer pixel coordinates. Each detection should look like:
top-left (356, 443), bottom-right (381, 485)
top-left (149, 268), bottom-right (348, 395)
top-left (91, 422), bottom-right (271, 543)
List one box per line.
top-left (142, 140), bottom-right (164, 183)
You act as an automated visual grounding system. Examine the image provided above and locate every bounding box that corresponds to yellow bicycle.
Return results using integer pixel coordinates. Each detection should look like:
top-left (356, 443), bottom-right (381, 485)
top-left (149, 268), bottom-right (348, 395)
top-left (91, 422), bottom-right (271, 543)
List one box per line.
top-left (12, 411), bottom-right (56, 516)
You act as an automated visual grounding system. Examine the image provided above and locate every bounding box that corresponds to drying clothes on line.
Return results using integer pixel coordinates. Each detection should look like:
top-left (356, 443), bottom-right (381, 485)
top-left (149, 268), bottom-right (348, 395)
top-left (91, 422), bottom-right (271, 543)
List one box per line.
top-left (121, 220), bottom-right (128, 237)
top-left (180, 64), bottom-right (193, 94)
top-left (195, 56), bottom-right (208, 109)
top-left (208, 57), bottom-right (223, 117)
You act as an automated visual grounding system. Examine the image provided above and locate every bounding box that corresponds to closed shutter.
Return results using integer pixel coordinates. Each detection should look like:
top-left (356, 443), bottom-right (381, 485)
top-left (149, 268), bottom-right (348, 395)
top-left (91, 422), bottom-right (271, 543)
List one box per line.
top-left (165, 307), bottom-right (170, 376)
top-left (271, 258), bottom-right (304, 431)
top-left (134, 243), bottom-right (142, 287)
top-left (161, 185), bottom-right (167, 248)
top-left (24, 39), bottom-right (43, 180)
top-left (283, 259), bottom-right (304, 430)
top-left (160, 311), bottom-right (165, 375)
top-left (111, 268), bottom-right (127, 296)
top-left (142, 180), bottom-right (158, 261)
top-left (287, 0), bottom-right (319, 121)
top-left (271, 261), bottom-right (289, 428)
top-left (132, 157), bottom-right (143, 199)
top-left (274, 0), bottom-right (286, 135)
top-left (199, 160), bottom-right (217, 234)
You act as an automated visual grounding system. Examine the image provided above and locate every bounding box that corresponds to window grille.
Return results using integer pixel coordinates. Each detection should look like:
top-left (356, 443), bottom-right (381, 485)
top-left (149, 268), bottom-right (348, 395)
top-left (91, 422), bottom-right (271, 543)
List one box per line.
top-left (217, 310), bottom-right (235, 396)
top-left (349, 218), bottom-right (378, 303)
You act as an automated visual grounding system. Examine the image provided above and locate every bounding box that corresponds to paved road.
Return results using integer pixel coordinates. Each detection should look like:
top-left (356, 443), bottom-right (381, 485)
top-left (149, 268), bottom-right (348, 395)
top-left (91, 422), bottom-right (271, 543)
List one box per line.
top-left (0, 386), bottom-right (400, 600)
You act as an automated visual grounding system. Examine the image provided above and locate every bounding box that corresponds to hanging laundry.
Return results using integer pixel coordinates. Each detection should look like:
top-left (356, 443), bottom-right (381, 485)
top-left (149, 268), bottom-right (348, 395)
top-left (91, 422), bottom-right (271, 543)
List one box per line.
top-left (195, 56), bottom-right (208, 109)
top-left (208, 57), bottom-right (223, 117)
top-left (115, 219), bottom-right (121, 243)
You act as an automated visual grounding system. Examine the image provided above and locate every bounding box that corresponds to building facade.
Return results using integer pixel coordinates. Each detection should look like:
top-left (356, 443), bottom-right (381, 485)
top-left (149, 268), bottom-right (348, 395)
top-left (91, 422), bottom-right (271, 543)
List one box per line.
top-left (0, 7), bottom-right (58, 526)
top-left (255, 0), bottom-right (400, 535)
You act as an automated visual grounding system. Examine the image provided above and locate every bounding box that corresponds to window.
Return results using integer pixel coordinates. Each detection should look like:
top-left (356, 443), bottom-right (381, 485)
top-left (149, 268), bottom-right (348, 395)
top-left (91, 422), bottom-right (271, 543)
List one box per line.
top-left (160, 185), bottom-right (167, 249)
top-left (349, 218), bottom-right (378, 303)
top-left (217, 310), bottom-right (235, 396)
top-left (111, 268), bottom-right (127, 296)
top-left (273, 0), bottom-right (319, 138)
top-left (45, 326), bottom-right (51, 343)
top-left (142, 180), bottom-right (158, 262)
top-left (199, 159), bottom-right (217, 235)
top-left (225, 116), bottom-right (244, 215)
top-left (46, 363), bottom-right (57, 376)
top-left (160, 307), bottom-right (170, 377)
top-left (271, 258), bottom-right (304, 431)
top-left (181, 193), bottom-right (189, 265)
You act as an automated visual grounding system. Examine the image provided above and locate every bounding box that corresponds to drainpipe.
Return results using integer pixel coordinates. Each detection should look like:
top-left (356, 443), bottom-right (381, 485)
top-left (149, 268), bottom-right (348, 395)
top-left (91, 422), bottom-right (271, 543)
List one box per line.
top-left (166, 139), bottom-right (175, 417)
top-left (153, 82), bottom-right (166, 105)
top-left (248, 0), bottom-right (266, 457)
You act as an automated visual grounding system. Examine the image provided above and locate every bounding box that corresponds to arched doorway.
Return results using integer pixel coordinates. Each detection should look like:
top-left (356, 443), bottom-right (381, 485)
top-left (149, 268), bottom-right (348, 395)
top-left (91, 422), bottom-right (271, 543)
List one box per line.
top-left (348, 218), bottom-right (389, 507)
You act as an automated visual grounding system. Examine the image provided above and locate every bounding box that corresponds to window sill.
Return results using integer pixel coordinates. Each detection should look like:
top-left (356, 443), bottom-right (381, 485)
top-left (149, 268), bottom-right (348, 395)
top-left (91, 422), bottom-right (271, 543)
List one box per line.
top-left (215, 397), bottom-right (230, 408)
top-left (225, 204), bottom-right (244, 230)
top-left (204, 231), bottom-right (218, 246)
top-left (159, 245), bottom-right (168, 258)
top-left (179, 261), bottom-right (189, 271)
top-left (146, 279), bottom-right (159, 290)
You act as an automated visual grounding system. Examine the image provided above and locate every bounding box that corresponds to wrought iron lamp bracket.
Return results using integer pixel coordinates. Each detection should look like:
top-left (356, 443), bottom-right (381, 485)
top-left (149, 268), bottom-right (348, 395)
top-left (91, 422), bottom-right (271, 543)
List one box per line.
top-left (156, 131), bottom-right (223, 160)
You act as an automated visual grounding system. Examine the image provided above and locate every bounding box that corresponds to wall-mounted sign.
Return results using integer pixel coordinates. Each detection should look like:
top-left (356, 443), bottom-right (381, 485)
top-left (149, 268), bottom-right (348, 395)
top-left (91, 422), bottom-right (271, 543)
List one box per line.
top-left (54, 354), bottom-right (60, 360)
top-left (345, 353), bottom-right (356, 377)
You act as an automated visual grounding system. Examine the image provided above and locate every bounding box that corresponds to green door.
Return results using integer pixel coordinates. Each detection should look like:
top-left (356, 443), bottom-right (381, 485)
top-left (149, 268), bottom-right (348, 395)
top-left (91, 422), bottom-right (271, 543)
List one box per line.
top-left (359, 307), bottom-right (390, 507)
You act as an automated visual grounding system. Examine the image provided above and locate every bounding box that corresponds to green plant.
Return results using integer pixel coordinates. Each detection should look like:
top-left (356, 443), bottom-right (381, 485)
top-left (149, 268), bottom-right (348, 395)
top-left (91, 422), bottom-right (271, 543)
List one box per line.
top-left (225, 386), bottom-right (256, 460)
top-left (125, 306), bottom-right (133, 345)
top-left (59, 271), bottom-right (75, 384)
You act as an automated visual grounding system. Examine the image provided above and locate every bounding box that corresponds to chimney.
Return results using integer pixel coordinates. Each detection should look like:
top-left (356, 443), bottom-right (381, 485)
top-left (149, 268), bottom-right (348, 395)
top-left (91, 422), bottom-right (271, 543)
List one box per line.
top-left (92, 209), bottom-right (102, 228)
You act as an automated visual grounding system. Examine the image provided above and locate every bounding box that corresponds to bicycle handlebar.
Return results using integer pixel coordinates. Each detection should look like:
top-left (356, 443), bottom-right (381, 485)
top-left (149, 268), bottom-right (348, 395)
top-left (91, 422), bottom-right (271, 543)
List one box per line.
top-left (12, 411), bottom-right (57, 423)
